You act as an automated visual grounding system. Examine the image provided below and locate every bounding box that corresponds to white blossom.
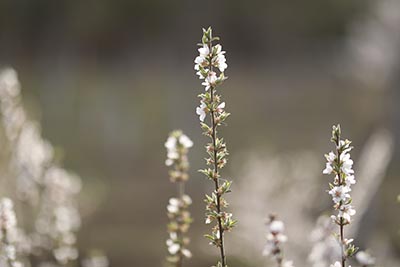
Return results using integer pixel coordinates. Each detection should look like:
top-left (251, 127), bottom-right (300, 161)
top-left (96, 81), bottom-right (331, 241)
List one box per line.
top-left (213, 44), bottom-right (228, 72)
top-left (196, 101), bottom-right (207, 122)
top-left (202, 71), bottom-right (217, 91)
top-left (323, 163), bottom-right (334, 174)
top-left (194, 44), bottom-right (210, 69)
top-left (165, 132), bottom-right (193, 167)
top-left (216, 102), bottom-right (225, 113)
top-left (168, 243), bottom-right (180, 254)
top-left (269, 220), bottom-right (285, 233)
top-left (181, 248), bottom-right (192, 258)
top-left (329, 185), bottom-right (351, 204)
top-left (263, 216), bottom-right (293, 265)
top-left (338, 204), bottom-right (356, 222)
top-left (167, 198), bottom-right (179, 214)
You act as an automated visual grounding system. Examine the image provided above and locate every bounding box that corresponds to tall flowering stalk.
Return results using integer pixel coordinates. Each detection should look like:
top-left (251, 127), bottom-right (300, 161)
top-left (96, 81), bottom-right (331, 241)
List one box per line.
top-left (323, 125), bottom-right (358, 267)
top-left (165, 130), bottom-right (193, 267)
top-left (195, 27), bottom-right (236, 267)
top-left (263, 215), bottom-right (294, 267)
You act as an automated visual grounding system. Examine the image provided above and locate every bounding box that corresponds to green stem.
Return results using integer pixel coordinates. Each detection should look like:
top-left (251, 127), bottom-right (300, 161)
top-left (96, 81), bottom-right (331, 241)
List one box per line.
top-left (210, 85), bottom-right (226, 267)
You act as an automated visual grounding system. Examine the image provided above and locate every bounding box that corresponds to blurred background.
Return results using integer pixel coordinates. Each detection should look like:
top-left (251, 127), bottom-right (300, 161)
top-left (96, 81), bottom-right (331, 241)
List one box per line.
top-left (0, 0), bottom-right (399, 266)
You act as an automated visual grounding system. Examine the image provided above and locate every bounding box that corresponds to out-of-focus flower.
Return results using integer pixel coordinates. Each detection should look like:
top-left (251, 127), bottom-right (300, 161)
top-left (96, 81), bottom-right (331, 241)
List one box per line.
top-left (356, 251), bottom-right (375, 266)
top-left (263, 215), bottom-right (294, 267)
top-left (165, 131), bottom-right (193, 266)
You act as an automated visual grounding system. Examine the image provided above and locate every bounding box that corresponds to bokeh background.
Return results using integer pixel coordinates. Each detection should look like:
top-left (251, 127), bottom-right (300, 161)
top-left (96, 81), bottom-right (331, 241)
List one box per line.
top-left (0, 0), bottom-right (399, 266)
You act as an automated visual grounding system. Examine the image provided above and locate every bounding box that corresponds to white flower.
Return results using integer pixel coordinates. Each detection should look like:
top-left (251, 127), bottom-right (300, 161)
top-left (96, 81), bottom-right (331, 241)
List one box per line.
top-left (328, 186), bottom-right (351, 204)
top-left (169, 232), bottom-right (177, 240)
top-left (165, 159), bottom-right (174, 166)
top-left (199, 44), bottom-right (210, 57)
top-left (167, 198), bottom-right (179, 214)
top-left (194, 44), bottom-right (210, 74)
top-left (166, 238), bottom-right (173, 247)
top-left (356, 251), bottom-right (375, 266)
top-left (179, 134), bottom-right (193, 148)
top-left (165, 136), bottom-right (179, 163)
top-left (330, 262), bottom-right (341, 267)
top-left (216, 102), bottom-right (225, 113)
top-left (344, 238), bottom-right (353, 245)
top-left (168, 243), bottom-right (180, 254)
top-left (165, 136), bottom-right (176, 150)
top-left (196, 101), bottom-right (207, 122)
top-left (323, 162), bottom-right (334, 174)
top-left (345, 175), bottom-right (356, 186)
top-left (202, 71), bottom-right (217, 91)
top-left (340, 153), bottom-right (354, 175)
top-left (213, 44), bottom-right (228, 72)
top-left (194, 45), bottom-right (209, 64)
top-left (339, 140), bottom-right (352, 153)
top-left (165, 132), bottom-right (193, 166)
top-left (181, 248), bottom-right (192, 258)
top-left (270, 220), bottom-right (285, 233)
top-left (338, 204), bottom-right (356, 222)
top-left (325, 151), bottom-right (336, 162)
top-left (182, 195), bottom-right (192, 205)
top-left (323, 152), bottom-right (336, 174)
top-left (194, 56), bottom-right (206, 69)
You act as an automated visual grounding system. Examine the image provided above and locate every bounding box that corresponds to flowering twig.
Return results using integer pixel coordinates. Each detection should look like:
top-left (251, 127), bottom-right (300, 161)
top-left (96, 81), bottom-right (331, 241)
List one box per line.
top-left (323, 125), bottom-right (358, 267)
top-left (165, 130), bottom-right (193, 267)
top-left (195, 27), bottom-right (236, 267)
top-left (263, 215), bottom-right (294, 267)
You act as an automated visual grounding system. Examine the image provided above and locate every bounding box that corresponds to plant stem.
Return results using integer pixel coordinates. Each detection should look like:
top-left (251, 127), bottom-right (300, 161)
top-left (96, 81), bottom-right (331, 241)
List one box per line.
top-left (336, 139), bottom-right (346, 267)
top-left (175, 152), bottom-right (185, 267)
top-left (210, 85), bottom-right (226, 267)
top-left (177, 181), bottom-right (184, 267)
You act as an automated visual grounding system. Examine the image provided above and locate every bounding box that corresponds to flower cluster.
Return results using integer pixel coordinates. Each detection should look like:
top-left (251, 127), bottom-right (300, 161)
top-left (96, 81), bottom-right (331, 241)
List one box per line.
top-left (0, 68), bottom-right (103, 267)
top-left (0, 198), bottom-right (23, 267)
top-left (0, 68), bottom-right (53, 205)
top-left (195, 27), bottom-right (235, 267)
top-left (35, 166), bottom-right (82, 265)
top-left (323, 125), bottom-right (358, 267)
top-left (165, 131), bottom-right (193, 267)
top-left (165, 130), bottom-right (193, 181)
top-left (195, 27), bottom-right (228, 124)
top-left (263, 215), bottom-right (294, 267)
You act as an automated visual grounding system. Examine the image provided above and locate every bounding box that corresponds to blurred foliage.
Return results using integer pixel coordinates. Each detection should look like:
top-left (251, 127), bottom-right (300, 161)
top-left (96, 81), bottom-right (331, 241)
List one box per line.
top-left (0, 0), bottom-right (399, 266)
